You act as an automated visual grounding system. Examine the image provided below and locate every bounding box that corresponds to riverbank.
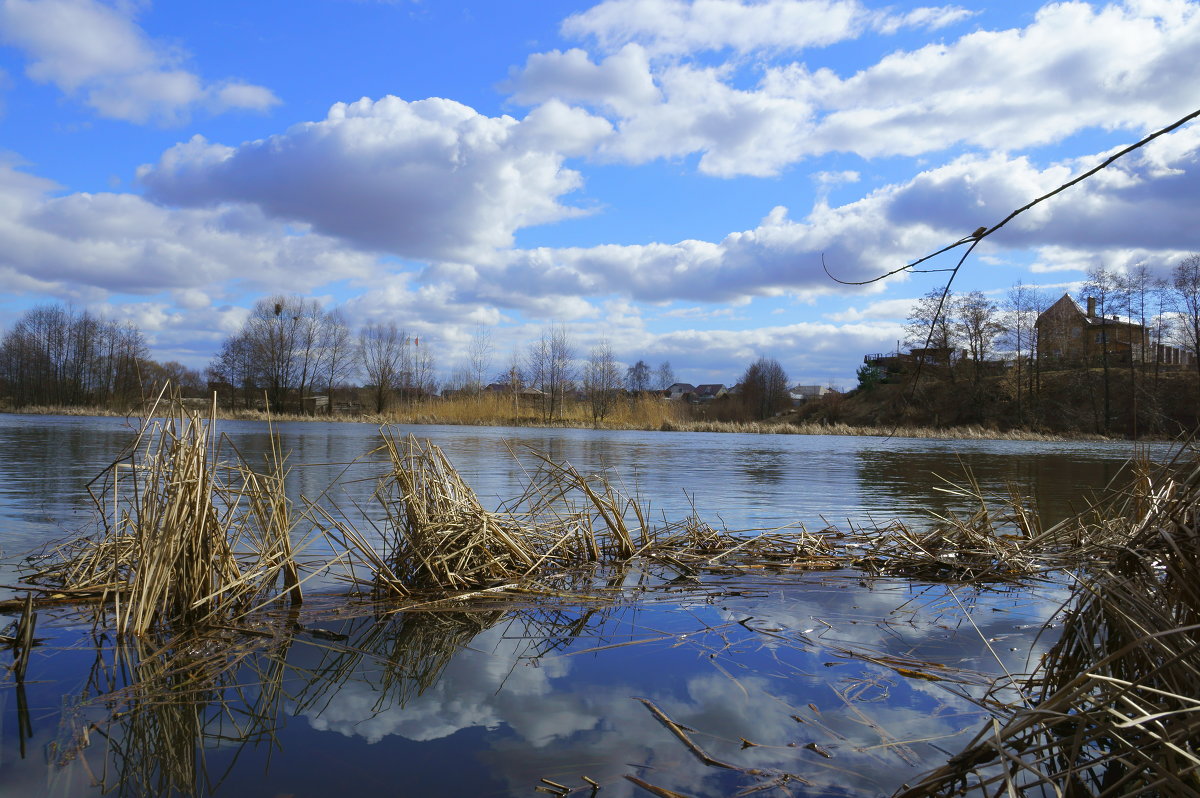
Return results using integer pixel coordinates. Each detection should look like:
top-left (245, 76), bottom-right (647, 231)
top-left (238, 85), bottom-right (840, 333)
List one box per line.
top-left (0, 401), bottom-right (1120, 441)
top-left (813, 367), bottom-right (1200, 440)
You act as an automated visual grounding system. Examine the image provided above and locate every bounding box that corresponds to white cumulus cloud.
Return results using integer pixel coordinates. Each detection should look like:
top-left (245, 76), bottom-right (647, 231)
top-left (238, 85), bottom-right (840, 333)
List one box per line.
top-left (0, 0), bottom-right (279, 123)
top-left (507, 0), bottom-right (1200, 177)
top-left (139, 95), bottom-right (612, 261)
top-left (561, 0), bottom-right (973, 56)
top-left (0, 157), bottom-right (377, 298)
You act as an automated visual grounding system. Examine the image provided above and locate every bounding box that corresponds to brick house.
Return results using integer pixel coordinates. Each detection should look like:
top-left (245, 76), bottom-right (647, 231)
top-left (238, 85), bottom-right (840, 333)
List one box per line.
top-left (1035, 294), bottom-right (1149, 364)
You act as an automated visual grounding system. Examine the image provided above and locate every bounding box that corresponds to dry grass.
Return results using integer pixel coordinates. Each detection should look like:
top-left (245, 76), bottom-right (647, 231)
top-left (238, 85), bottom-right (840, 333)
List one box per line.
top-left (2, 404), bottom-right (130, 417)
top-left (659, 418), bottom-right (1092, 440)
top-left (374, 392), bottom-right (689, 430)
top-left (24, 395), bottom-right (313, 636)
top-left (896, 454), bottom-right (1200, 797)
top-left (313, 432), bottom-right (837, 597)
top-left (5, 397), bottom-right (1125, 441)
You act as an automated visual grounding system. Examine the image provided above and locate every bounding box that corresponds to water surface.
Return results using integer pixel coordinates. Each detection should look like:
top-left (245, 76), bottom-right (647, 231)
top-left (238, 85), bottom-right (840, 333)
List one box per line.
top-left (0, 415), bottom-right (1165, 797)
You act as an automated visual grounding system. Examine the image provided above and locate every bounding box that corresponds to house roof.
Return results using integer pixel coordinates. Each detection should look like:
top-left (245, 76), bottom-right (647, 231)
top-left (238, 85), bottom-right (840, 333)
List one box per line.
top-left (1038, 293), bottom-right (1145, 329)
top-left (692, 383), bottom-right (725, 396)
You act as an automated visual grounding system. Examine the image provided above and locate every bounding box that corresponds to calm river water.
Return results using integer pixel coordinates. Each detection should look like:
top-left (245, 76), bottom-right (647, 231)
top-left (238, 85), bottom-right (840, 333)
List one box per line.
top-left (0, 414), bottom-right (1170, 797)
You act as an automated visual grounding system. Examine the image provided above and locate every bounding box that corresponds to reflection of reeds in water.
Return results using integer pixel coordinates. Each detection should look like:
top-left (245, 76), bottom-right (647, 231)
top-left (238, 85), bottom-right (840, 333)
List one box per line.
top-left (50, 623), bottom-right (297, 798)
top-left (285, 610), bottom-right (502, 718)
top-left (360, 610), bottom-right (504, 711)
top-left (286, 601), bottom-right (617, 732)
top-left (898, 457), bottom-right (1200, 796)
top-left (26, 396), bottom-right (307, 635)
top-left (51, 600), bottom-right (616, 797)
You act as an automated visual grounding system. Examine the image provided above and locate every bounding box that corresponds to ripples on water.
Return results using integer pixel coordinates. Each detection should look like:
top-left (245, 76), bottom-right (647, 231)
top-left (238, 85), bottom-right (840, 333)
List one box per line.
top-left (0, 415), bottom-right (1167, 796)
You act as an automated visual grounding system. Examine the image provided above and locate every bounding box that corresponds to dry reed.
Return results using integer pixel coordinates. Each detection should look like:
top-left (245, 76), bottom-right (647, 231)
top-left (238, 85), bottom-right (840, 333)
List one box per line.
top-left (24, 394), bottom-right (313, 636)
top-left (896, 454), bottom-right (1200, 796)
top-left (314, 432), bottom-right (838, 597)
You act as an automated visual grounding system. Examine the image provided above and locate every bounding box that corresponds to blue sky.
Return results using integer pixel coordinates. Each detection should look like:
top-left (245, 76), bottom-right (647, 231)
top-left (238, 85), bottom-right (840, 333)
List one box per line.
top-left (2, 0), bottom-right (1199, 389)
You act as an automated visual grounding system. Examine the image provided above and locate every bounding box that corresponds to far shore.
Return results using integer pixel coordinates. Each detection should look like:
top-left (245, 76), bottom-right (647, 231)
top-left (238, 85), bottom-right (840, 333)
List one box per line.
top-left (0, 403), bottom-right (1141, 442)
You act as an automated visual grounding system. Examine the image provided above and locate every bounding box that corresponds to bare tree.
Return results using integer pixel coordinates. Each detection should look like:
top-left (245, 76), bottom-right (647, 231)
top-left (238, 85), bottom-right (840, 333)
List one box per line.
top-left (625, 360), bottom-right (651, 392)
top-left (231, 294), bottom-right (328, 411)
top-left (406, 338), bottom-right (437, 400)
top-left (318, 309), bottom-right (354, 413)
top-left (141, 360), bottom-right (204, 396)
top-left (583, 339), bottom-right (623, 422)
top-left (209, 330), bottom-right (256, 409)
top-left (1084, 264), bottom-right (1120, 434)
top-left (527, 325), bottom-right (576, 420)
top-left (906, 288), bottom-right (957, 352)
top-left (526, 332), bottom-right (550, 419)
top-left (1147, 269), bottom-right (1172, 388)
top-left (467, 325), bottom-right (494, 394)
top-left (1004, 281), bottom-right (1043, 424)
top-left (358, 322), bottom-right (405, 413)
top-left (496, 349), bottom-right (525, 415)
top-left (445, 364), bottom-right (473, 394)
top-left (1171, 254), bottom-right (1200, 397)
top-left (955, 290), bottom-right (1004, 383)
top-left (655, 361), bottom-right (675, 392)
top-left (739, 356), bottom-right (790, 420)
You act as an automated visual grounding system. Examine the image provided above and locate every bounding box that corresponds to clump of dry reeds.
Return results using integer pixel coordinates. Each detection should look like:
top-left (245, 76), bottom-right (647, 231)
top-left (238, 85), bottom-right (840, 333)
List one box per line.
top-left (839, 465), bottom-right (1151, 583)
top-left (24, 396), bottom-right (310, 636)
top-left (896, 455), bottom-right (1200, 797)
top-left (315, 433), bottom-right (837, 597)
top-left (315, 433), bottom-right (545, 595)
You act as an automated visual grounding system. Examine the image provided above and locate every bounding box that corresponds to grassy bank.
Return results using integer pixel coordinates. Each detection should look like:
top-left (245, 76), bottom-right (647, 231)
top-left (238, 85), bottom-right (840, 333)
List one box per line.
top-left (2, 397), bottom-right (1113, 441)
top-left (807, 367), bottom-right (1200, 440)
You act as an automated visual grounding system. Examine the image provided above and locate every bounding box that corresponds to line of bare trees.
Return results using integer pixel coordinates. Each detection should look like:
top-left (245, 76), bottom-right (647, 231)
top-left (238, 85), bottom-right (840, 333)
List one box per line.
top-left (0, 304), bottom-right (159, 408)
top-left (207, 295), bottom-right (438, 413)
top-left (440, 325), bottom-right (681, 423)
top-left (2, 294), bottom-right (801, 422)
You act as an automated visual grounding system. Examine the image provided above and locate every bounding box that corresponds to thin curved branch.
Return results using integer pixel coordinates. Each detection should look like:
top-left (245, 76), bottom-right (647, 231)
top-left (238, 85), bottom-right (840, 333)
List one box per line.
top-left (904, 238), bottom-right (982, 401)
top-left (824, 235), bottom-right (977, 286)
top-left (823, 105), bottom-right (1200, 286)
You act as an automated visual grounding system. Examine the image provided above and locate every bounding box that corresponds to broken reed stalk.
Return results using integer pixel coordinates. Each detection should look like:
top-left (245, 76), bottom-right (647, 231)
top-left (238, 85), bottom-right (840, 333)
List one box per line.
top-left (12, 592), bottom-right (36, 682)
top-left (24, 395), bottom-right (310, 636)
top-left (896, 454), bottom-right (1200, 797)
